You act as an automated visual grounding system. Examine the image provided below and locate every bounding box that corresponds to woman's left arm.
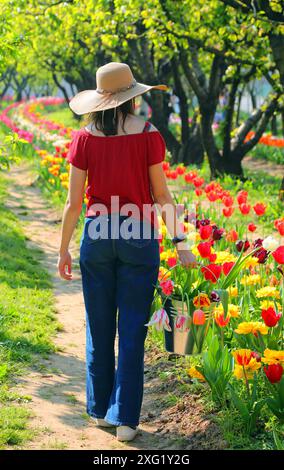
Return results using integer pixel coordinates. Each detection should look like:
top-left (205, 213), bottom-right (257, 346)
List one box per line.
top-left (57, 165), bottom-right (87, 280)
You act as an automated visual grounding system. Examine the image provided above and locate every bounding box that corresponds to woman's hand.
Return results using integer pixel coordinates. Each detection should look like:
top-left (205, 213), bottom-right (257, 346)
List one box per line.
top-left (57, 250), bottom-right (72, 280)
top-left (176, 246), bottom-right (197, 268)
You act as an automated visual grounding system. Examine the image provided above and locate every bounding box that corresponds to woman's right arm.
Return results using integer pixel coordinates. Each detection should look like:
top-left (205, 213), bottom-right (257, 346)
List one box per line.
top-left (57, 164), bottom-right (87, 280)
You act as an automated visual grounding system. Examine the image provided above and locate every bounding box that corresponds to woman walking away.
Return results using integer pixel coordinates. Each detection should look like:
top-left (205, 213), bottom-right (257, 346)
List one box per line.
top-left (57, 62), bottom-right (196, 442)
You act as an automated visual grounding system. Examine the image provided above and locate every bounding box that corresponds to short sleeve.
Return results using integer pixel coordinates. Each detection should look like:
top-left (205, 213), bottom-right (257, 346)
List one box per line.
top-left (147, 131), bottom-right (166, 166)
top-left (66, 131), bottom-right (88, 170)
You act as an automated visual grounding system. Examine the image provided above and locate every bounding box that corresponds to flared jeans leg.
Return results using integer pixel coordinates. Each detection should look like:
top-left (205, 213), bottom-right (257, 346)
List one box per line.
top-left (80, 242), bottom-right (117, 419)
top-left (104, 258), bottom-right (159, 427)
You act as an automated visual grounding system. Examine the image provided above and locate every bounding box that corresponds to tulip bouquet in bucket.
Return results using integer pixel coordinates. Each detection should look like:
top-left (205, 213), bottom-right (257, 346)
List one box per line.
top-left (147, 245), bottom-right (261, 356)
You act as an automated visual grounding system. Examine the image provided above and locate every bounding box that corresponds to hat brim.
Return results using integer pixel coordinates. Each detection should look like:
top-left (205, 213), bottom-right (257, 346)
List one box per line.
top-left (69, 82), bottom-right (168, 115)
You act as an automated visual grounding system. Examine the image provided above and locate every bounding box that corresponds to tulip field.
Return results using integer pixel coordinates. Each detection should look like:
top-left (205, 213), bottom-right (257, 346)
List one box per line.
top-left (0, 96), bottom-right (284, 450)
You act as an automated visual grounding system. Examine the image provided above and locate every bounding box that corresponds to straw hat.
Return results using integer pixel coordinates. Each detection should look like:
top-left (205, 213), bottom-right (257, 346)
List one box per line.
top-left (69, 62), bottom-right (168, 115)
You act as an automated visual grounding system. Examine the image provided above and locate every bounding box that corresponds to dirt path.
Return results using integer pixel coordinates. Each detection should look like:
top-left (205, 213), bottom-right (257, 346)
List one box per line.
top-left (4, 162), bottom-right (224, 451)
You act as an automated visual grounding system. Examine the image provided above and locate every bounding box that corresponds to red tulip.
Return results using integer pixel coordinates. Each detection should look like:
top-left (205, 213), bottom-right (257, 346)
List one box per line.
top-left (177, 165), bottom-right (186, 175)
top-left (261, 307), bottom-right (282, 327)
top-left (208, 253), bottom-right (217, 263)
top-left (199, 225), bottom-right (213, 240)
top-left (169, 170), bottom-right (178, 180)
top-left (236, 239), bottom-right (250, 252)
top-left (223, 207), bottom-right (234, 217)
top-left (193, 309), bottom-right (206, 325)
top-left (277, 221), bottom-right (284, 236)
top-left (213, 228), bottom-right (224, 241)
top-left (193, 177), bottom-right (204, 188)
top-left (197, 242), bottom-right (212, 258)
top-left (167, 257), bottom-right (177, 268)
top-left (160, 279), bottom-right (174, 296)
top-left (253, 238), bottom-right (263, 248)
top-left (274, 219), bottom-right (284, 236)
top-left (272, 246), bottom-right (284, 264)
top-left (255, 247), bottom-right (269, 264)
top-left (223, 262), bottom-right (235, 276)
top-left (195, 188), bottom-right (203, 197)
top-left (215, 312), bottom-right (230, 328)
top-left (201, 264), bottom-right (222, 283)
top-left (222, 196), bottom-right (234, 207)
top-left (162, 161), bottom-right (170, 171)
top-left (248, 222), bottom-right (257, 232)
top-left (199, 218), bottom-right (211, 227)
top-left (207, 191), bottom-right (219, 202)
top-left (264, 363), bottom-right (283, 384)
top-left (184, 170), bottom-right (198, 183)
top-left (253, 203), bottom-right (266, 216)
top-left (226, 229), bottom-right (238, 242)
top-left (237, 190), bottom-right (248, 205)
top-left (239, 203), bottom-right (251, 215)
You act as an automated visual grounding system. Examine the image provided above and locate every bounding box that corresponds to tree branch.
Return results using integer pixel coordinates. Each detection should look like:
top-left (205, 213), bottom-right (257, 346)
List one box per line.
top-left (179, 47), bottom-right (208, 102)
top-left (232, 93), bottom-right (281, 152)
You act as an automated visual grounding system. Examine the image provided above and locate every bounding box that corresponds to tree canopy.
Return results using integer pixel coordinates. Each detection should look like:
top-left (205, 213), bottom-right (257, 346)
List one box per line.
top-left (1, 0), bottom-right (283, 177)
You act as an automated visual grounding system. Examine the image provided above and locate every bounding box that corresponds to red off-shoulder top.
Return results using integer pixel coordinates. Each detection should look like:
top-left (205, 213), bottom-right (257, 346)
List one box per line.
top-left (66, 123), bottom-right (166, 226)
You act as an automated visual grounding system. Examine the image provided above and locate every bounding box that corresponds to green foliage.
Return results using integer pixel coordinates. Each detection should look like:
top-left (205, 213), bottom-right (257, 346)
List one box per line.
top-left (265, 378), bottom-right (284, 423)
top-left (229, 376), bottom-right (266, 435)
top-left (273, 426), bottom-right (284, 450)
top-left (250, 144), bottom-right (284, 165)
top-left (198, 333), bottom-right (233, 406)
top-left (0, 127), bottom-right (31, 171)
top-left (0, 407), bottom-right (34, 448)
top-left (0, 168), bottom-right (58, 447)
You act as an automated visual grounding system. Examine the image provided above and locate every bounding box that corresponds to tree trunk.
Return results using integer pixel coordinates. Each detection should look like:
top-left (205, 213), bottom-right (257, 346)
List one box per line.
top-left (271, 114), bottom-right (278, 135)
top-left (280, 177), bottom-right (284, 201)
top-left (236, 85), bottom-right (244, 127)
top-left (248, 85), bottom-right (257, 110)
top-left (149, 90), bottom-right (180, 161)
top-left (52, 73), bottom-right (70, 104)
top-left (182, 124), bottom-right (204, 166)
top-left (200, 105), bottom-right (223, 177)
top-left (269, 33), bottom-right (284, 89)
top-left (0, 82), bottom-right (10, 99)
top-left (223, 149), bottom-right (244, 178)
top-left (223, 74), bottom-right (240, 157)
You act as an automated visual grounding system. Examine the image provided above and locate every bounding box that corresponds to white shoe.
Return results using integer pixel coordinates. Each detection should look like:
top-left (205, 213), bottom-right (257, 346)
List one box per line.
top-left (92, 418), bottom-right (114, 428)
top-left (116, 426), bottom-right (138, 442)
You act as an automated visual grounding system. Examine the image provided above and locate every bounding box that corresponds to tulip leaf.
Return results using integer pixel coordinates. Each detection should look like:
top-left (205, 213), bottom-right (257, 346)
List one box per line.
top-left (273, 427), bottom-right (284, 450)
top-left (229, 386), bottom-right (249, 419)
top-left (214, 288), bottom-right (229, 319)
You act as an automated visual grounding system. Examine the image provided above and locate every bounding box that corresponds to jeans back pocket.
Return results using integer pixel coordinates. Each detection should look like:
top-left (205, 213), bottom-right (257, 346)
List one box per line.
top-left (120, 218), bottom-right (155, 249)
top-left (82, 217), bottom-right (106, 245)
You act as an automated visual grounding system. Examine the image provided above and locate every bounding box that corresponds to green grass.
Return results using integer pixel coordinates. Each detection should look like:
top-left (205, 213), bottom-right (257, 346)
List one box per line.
top-left (250, 143), bottom-right (284, 165)
top-left (214, 408), bottom-right (284, 450)
top-left (0, 167), bottom-right (59, 448)
top-left (0, 407), bottom-right (35, 447)
top-left (42, 104), bottom-right (81, 129)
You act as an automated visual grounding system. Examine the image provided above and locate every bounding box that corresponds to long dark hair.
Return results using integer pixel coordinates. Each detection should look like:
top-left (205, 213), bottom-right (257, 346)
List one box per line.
top-left (85, 98), bottom-right (136, 136)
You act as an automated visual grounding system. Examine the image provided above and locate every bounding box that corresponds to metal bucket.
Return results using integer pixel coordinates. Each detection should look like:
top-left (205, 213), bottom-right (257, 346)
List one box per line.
top-left (163, 298), bottom-right (205, 356)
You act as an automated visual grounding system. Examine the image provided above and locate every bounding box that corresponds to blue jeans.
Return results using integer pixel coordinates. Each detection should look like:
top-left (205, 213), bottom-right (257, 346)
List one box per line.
top-left (79, 215), bottom-right (160, 427)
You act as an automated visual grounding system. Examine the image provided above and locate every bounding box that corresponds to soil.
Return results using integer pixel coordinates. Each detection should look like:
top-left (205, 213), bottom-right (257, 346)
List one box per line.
top-left (4, 161), bottom-right (226, 450)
